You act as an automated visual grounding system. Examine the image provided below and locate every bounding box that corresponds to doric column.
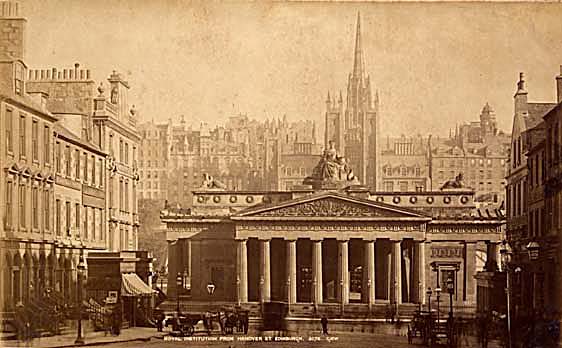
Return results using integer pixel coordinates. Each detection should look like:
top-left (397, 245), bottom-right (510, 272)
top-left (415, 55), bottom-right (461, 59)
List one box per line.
top-left (286, 239), bottom-right (297, 304)
top-left (237, 239), bottom-right (248, 303)
top-left (363, 239), bottom-right (376, 304)
top-left (259, 239), bottom-right (271, 302)
top-left (414, 240), bottom-right (426, 304)
top-left (391, 240), bottom-right (402, 304)
top-left (312, 239), bottom-right (323, 305)
top-left (337, 239), bottom-right (349, 304)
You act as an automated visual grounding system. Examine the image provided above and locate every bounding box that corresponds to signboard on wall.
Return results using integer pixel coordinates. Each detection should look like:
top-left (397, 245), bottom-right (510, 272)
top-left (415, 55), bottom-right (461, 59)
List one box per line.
top-left (106, 290), bottom-right (118, 304)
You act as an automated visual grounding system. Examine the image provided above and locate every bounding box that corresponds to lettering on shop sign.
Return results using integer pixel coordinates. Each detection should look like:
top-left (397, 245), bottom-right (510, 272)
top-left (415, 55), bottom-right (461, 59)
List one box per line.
top-left (430, 246), bottom-right (463, 258)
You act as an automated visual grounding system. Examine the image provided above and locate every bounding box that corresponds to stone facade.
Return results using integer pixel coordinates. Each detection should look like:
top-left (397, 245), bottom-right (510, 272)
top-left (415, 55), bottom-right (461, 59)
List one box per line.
top-left (0, 0), bottom-right (144, 322)
top-left (380, 135), bottom-right (430, 192)
top-left (161, 185), bottom-right (504, 317)
top-left (505, 66), bottom-right (562, 324)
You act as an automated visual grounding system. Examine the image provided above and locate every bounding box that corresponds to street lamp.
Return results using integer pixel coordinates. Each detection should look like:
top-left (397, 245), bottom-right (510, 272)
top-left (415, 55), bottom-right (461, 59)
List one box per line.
top-left (446, 277), bottom-right (454, 320)
top-left (340, 279), bottom-right (345, 316)
top-left (500, 240), bottom-right (513, 348)
top-left (435, 287), bottom-right (441, 323)
top-left (175, 273), bottom-right (182, 314)
top-left (367, 279), bottom-right (372, 317)
top-left (286, 277), bottom-right (291, 314)
top-left (75, 254), bottom-right (86, 345)
top-left (426, 287), bottom-right (433, 313)
top-left (526, 241), bottom-right (540, 261)
top-left (236, 276), bottom-right (241, 306)
top-left (207, 282), bottom-right (216, 312)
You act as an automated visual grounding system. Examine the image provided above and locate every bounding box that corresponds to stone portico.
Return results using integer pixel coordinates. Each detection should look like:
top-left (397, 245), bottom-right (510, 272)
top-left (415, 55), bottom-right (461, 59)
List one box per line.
top-left (161, 188), bottom-right (505, 317)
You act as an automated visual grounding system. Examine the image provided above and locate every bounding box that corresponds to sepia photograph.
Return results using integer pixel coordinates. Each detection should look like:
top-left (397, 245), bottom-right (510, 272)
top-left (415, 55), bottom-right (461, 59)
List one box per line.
top-left (0, 1), bottom-right (562, 347)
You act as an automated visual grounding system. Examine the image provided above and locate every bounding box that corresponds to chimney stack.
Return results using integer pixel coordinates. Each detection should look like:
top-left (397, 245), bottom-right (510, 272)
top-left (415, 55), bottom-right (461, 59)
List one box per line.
top-left (0, 1), bottom-right (26, 61)
top-left (556, 65), bottom-right (562, 104)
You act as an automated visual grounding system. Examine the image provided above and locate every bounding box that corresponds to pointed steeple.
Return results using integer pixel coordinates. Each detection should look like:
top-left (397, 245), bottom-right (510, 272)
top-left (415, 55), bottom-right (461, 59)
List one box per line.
top-left (352, 11), bottom-right (364, 80)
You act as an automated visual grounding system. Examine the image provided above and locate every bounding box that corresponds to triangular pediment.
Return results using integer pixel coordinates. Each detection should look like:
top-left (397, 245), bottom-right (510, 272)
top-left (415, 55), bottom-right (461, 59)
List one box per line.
top-left (234, 193), bottom-right (429, 220)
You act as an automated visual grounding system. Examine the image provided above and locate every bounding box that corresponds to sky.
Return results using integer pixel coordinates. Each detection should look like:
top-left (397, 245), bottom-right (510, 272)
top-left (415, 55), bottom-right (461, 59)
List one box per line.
top-left (20, 0), bottom-right (562, 139)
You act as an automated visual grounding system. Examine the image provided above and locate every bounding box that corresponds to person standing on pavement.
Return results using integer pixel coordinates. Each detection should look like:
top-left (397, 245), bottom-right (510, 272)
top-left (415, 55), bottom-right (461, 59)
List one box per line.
top-left (321, 316), bottom-right (328, 335)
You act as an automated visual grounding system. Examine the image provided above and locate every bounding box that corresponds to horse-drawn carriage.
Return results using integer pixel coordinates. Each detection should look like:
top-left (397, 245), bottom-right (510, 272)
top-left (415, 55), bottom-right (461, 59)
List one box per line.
top-left (166, 307), bottom-right (249, 337)
top-left (407, 310), bottom-right (459, 347)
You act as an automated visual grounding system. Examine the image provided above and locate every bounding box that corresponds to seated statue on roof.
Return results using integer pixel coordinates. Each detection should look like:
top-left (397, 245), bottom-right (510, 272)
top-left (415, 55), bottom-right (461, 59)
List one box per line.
top-left (440, 173), bottom-right (466, 190)
top-left (304, 141), bottom-right (361, 189)
top-left (200, 173), bottom-right (226, 190)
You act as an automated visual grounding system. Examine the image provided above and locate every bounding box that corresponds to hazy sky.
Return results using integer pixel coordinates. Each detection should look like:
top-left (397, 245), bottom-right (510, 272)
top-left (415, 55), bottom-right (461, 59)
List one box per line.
top-left (21, 1), bottom-right (562, 138)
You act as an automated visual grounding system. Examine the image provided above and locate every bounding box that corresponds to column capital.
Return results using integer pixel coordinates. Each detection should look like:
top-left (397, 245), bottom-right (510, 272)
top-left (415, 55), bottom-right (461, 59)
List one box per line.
top-left (363, 238), bottom-right (377, 242)
top-left (257, 237), bottom-right (271, 241)
top-left (311, 238), bottom-right (324, 242)
top-left (235, 238), bottom-right (248, 242)
top-left (283, 238), bottom-right (297, 242)
top-left (389, 238), bottom-right (402, 243)
top-left (336, 238), bottom-right (349, 242)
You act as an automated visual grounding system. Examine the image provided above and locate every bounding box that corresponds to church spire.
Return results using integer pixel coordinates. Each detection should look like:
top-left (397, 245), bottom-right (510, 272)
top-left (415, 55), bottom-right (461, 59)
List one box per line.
top-left (352, 11), bottom-right (364, 80)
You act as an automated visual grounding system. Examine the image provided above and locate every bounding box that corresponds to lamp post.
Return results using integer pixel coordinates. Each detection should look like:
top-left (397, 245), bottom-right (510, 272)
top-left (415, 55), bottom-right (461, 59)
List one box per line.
top-left (427, 287), bottom-right (433, 313)
top-left (236, 276), bottom-right (241, 306)
top-left (340, 279), bottom-right (345, 316)
top-left (526, 241), bottom-right (540, 345)
top-left (206, 282), bottom-right (215, 312)
top-left (500, 240), bottom-right (513, 348)
top-left (175, 273), bottom-right (182, 314)
top-left (435, 287), bottom-right (441, 323)
top-left (367, 279), bottom-right (372, 317)
top-left (74, 254), bottom-right (86, 345)
top-left (446, 277), bottom-right (454, 320)
top-left (286, 277), bottom-right (291, 314)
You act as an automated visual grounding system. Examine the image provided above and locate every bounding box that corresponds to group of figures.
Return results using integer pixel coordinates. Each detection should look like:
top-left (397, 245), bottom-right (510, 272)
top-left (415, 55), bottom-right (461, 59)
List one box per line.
top-left (305, 141), bottom-right (360, 187)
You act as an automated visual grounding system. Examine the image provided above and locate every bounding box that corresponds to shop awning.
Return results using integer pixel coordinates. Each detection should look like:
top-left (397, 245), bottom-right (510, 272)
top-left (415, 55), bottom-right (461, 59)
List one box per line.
top-left (121, 273), bottom-right (156, 297)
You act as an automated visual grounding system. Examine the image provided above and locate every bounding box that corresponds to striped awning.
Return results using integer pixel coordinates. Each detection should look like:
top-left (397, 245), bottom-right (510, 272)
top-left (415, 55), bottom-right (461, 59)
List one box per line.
top-left (121, 273), bottom-right (156, 297)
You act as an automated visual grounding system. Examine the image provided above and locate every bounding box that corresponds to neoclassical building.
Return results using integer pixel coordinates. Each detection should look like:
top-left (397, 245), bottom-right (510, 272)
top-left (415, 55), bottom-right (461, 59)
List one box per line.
top-left (161, 153), bottom-right (505, 318)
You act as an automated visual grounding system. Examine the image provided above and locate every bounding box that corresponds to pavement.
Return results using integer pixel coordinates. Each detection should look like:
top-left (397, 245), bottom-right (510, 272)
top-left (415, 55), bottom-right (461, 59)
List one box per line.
top-left (0, 325), bottom-right (504, 348)
top-left (0, 327), bottom-right (166, 348)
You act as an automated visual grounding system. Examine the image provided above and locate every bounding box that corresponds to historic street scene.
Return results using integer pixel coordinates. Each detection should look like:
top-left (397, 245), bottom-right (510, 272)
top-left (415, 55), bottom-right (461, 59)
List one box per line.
top-left (1, 1), bottom-right (561, 347)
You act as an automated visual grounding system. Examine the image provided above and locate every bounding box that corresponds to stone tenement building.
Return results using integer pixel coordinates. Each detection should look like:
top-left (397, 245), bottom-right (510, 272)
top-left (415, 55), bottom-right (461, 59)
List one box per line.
top-left (379, 107), bottom-right (510, 209)
top-left (324, 13), bottom-right (381, 191)
top-left (506, 68), bottom-right (562, 324)
top-left (380, 135), bottom-right (431, 192)
top-left (27, 69), bottom-right (141, 252)
top-left (160, 152), bottom-right (504, 322)
top-left (0, 1), bottom-right (143, 319)
top-left (430, 105), bottom-right (511, 208)
top-left (137, 115), bottom-right (320, 207)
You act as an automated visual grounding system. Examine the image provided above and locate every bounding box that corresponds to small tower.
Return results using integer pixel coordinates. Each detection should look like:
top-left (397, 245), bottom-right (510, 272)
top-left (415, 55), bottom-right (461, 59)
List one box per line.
top-left (480, 102), bottom-right (498, 137)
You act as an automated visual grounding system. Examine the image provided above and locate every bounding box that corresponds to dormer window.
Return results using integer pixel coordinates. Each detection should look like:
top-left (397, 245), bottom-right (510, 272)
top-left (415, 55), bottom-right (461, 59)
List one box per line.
top-left (14, 62), bottom-right (24, 96)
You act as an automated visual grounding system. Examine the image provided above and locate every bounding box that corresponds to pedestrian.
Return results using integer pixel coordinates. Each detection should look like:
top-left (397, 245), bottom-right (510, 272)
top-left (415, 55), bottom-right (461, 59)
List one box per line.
top-left (321, 316), bottom-right (328, 335)
top-left (477, 313), bottom-right (489, 348)
top-left (112, 305), bottom-right (122, 336)
top-left (243, 313), bottom-right (249, 335)
top-left (156, 312), bottom-right (163, 332)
